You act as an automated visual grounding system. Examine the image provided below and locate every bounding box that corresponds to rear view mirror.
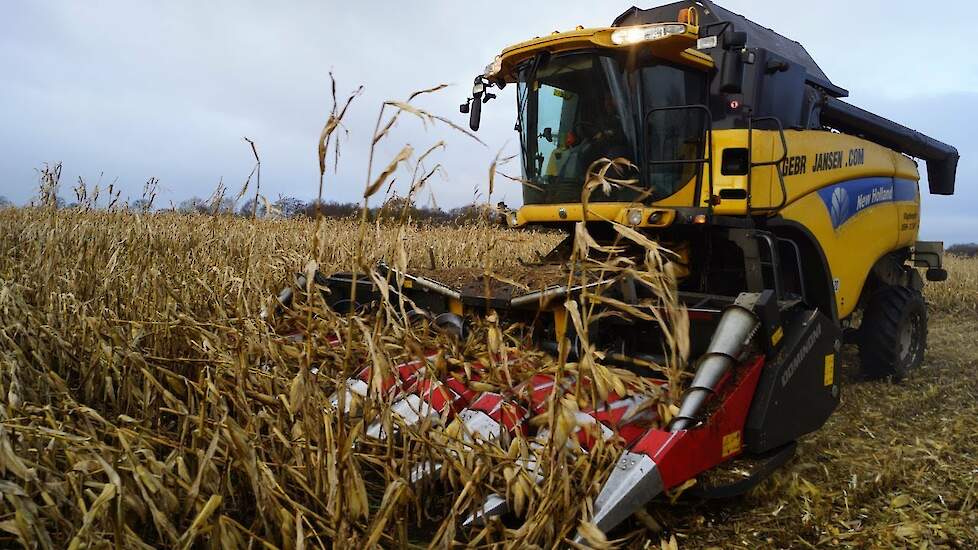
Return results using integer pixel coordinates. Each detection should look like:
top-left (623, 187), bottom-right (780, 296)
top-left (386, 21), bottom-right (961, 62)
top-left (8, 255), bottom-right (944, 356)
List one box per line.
top-left (469, 94), bottom-right (482, 131)
top-left (468, 77), bottom-right (485, 131)
top-left (720, 30), bottom-right (748, 94)
top-left (720, 49), bottom-right (744, 94)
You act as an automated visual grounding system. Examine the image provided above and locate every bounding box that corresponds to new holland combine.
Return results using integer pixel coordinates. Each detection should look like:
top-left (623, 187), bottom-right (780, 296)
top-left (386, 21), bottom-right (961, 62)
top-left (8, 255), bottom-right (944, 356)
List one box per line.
top-left (277, 0), bottom-right (959, 542)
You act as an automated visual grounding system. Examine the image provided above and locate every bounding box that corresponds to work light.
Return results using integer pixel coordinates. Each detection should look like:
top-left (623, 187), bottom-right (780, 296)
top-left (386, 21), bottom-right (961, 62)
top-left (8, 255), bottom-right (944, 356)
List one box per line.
top-left (610, 23), bottom-right (687, 46)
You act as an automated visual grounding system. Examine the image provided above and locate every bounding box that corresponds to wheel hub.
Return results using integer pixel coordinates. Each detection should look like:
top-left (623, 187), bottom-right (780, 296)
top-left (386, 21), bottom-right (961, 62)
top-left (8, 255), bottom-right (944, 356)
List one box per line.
top-left (898, 312), bottom-right (921, 366)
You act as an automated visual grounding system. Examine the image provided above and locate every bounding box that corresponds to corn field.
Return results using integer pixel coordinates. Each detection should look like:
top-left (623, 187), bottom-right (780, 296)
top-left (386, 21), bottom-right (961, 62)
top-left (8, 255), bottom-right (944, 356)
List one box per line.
top-left (0, 206), bottom-right (686, 548)
top-left (1, 207), bottom-right (977, 548)
top-left (0, 82), bottom-right (699, 549)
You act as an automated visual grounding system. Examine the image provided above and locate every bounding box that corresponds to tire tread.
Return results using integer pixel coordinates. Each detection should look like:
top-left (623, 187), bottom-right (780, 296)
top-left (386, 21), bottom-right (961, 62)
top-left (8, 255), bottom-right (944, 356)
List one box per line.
top-left (858, 285), bottom-right (927, 379)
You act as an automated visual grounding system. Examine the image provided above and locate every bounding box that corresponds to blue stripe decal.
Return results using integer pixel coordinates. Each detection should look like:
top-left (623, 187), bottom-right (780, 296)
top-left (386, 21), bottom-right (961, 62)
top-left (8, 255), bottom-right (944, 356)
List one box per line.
top-left (816, 178), bottom-right (918, 230)
top-left (892, 178), bottom-right (918, 202)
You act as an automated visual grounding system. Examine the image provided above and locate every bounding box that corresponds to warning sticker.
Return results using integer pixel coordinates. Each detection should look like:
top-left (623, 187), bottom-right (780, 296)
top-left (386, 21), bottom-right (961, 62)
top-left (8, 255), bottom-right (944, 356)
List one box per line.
top-left (721, 431), bottom-right (742, 458)
top-left (824, 354), bottom-right (835, 386)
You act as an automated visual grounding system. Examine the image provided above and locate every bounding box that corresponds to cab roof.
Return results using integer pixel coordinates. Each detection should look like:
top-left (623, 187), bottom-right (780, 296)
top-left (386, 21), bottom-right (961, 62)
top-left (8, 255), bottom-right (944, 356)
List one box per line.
top-left (615, 1), bottom-right (849, 98)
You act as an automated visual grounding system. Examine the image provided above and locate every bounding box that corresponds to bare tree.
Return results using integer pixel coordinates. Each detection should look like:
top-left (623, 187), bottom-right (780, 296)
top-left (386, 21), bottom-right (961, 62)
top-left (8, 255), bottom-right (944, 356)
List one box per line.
top-left (273, 196), bottom-right (306, 218)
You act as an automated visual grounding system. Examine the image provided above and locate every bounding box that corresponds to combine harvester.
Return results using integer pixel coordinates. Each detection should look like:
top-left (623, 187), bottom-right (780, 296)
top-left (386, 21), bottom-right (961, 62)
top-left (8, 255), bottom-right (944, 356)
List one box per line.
top-left (279, 0), bottom-right (959, 541)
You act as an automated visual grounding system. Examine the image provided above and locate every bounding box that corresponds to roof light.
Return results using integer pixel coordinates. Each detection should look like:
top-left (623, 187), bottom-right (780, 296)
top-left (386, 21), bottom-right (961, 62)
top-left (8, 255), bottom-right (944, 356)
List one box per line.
top-left (696, 35), bottom-right (718, 50)
top-left (484, 55), bottom-right (503, 78)
top-left (610, 23), bottom-right (687, 46)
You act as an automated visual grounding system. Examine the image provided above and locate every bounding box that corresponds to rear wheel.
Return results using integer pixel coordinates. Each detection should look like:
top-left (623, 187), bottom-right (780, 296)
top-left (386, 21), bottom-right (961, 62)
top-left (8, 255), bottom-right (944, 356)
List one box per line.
top-left (858, 285), bottom-right (927, 380)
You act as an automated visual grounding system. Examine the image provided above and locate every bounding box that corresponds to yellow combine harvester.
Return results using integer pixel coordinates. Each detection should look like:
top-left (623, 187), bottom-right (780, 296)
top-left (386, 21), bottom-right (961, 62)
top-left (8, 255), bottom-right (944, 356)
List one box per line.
top-left (289, 0), bottom-right (958, 539)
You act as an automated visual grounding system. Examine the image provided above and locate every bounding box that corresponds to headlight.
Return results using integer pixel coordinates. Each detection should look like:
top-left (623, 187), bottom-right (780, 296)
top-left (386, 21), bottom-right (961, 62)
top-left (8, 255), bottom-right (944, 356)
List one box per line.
top-left (484, 55), bottom-right (503, 78)
top-left (611, 23), bottom-right (687, 46)
top-left (627, 209), bottom-right (644, 226)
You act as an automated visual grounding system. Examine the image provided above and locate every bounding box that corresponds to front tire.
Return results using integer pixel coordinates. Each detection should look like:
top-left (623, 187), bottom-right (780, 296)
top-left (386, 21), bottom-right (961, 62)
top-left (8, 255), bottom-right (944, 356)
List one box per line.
top-left (858, 285), bottom-right (927, 380)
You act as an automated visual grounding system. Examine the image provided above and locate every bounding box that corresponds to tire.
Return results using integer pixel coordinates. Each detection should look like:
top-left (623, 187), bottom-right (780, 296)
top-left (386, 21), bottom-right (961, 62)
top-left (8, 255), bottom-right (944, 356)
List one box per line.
top-left (858, 285), bottom-right (927, 380)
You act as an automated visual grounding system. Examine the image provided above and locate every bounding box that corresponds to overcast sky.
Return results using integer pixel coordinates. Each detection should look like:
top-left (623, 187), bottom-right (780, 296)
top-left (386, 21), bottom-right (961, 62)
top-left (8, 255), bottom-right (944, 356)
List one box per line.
top-left (1, 1), bottom-right (975, 241)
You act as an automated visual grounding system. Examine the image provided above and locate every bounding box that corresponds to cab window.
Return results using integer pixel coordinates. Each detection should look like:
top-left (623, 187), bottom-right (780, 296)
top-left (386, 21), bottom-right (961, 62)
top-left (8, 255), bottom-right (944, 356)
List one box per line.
top-left (639, 64), bottom-right (708, 199)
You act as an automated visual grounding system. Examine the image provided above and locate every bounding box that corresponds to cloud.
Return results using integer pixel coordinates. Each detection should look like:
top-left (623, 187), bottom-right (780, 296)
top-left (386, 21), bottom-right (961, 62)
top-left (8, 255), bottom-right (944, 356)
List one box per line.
top-left (0, 0), bottom-right (973, 243)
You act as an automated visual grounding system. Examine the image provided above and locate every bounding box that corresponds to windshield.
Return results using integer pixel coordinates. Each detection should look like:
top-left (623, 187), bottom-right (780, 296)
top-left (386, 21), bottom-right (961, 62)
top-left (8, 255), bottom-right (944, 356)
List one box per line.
top-left (518, 53), bottom-right (638, 204)
top-left (516, 52), bottom-right (709, 206)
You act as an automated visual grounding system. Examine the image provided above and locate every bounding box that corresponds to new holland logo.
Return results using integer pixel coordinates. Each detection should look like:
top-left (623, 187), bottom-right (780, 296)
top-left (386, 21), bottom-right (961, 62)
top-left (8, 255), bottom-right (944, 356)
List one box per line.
top-left (817, 177), bottom-right (910, 230)
top-left (829, 187), bottom-right (850, 228)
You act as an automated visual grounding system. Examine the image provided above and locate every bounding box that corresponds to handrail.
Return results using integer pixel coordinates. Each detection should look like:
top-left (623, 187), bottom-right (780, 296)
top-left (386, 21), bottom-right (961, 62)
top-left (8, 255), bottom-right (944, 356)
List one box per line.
top-left (753, 231), bottom-right (783, 301)
top-left (746, 115), bottom-right (790, 215)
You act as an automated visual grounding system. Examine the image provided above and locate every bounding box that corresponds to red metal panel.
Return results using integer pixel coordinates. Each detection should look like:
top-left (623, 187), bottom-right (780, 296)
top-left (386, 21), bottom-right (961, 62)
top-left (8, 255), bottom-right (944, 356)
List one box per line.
top-left (629, 355), bottom-right (765, 489)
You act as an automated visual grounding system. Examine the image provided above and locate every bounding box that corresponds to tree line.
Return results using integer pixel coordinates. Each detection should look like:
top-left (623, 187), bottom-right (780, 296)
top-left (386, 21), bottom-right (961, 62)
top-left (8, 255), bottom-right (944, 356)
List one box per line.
top-left (0, 191), bottom-right (497, 226)
top-left (947, 243), bottom-right (978, 257)
top-left (169, 195), bottom-right (495, 224)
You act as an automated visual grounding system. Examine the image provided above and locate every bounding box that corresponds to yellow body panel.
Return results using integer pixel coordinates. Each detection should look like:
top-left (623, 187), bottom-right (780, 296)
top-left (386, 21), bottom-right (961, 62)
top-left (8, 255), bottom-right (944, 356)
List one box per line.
top-left (705, 129), bottom-right (920, 318)
top-left (705, 129), bottom-right (918, 214)
top-left (515, 128), bottom-right (922, 319)
top-left (492, 24), bottom-right (713, 81)
top-left (782, 193), bottom-right (904, 318)
top-left (651, 173), bottom-right (698, 207)
top-left (513, 203), bottom-right (676, 228)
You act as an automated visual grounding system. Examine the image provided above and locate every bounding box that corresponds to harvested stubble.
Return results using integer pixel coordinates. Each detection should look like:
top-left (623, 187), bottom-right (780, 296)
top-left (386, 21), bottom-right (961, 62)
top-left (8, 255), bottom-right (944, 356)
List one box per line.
top-left (0, 207), bottom-right (688, 549)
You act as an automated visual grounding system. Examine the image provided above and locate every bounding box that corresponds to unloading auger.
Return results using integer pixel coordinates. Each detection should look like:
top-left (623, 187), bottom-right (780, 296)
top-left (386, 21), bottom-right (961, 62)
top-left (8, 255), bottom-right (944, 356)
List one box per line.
top-left (271, 0), bottom-right (958, 542)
